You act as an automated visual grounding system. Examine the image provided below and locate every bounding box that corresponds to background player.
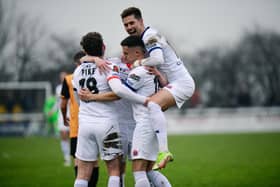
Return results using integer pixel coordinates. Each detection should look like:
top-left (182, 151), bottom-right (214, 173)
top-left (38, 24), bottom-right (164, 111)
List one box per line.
top-left (56, 71), bottom-right (71, 166)
top-left (43, 94), bottom-right (58, 136)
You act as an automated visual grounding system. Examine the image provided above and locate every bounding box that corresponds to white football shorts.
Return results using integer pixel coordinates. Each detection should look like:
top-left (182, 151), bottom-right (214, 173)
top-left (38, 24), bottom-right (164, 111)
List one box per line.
top-left (119, 122), bottom-right (135, 161)
top-left (131, 119), bottom-right (158, 161)
top-left (163, 75), bottom-right (195, 108)
top-left (75, 119), bottom-right (122, 161)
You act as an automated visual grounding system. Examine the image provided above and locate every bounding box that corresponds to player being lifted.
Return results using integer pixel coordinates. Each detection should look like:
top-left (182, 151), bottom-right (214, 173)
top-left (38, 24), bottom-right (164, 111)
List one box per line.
top-left (81, 7), bottom-right (195, 170)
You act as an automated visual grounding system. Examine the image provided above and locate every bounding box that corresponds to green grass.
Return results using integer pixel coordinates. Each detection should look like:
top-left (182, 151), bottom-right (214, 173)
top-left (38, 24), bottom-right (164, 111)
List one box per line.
top-left (1, 133), bottom-right (280, 187)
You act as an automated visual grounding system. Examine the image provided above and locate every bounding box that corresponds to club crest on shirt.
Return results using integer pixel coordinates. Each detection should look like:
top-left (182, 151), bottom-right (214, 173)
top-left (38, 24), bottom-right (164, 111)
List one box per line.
top-left (145, 37), bottom-right (158, 50)
top-left (147, 37), bottom-right (158, 45)
top-left (133, 149), bottom-right (138, 156)
top-left (112, 65), bottom-right (119, 73)
top-left (129, 73), bottom-right (140, 81)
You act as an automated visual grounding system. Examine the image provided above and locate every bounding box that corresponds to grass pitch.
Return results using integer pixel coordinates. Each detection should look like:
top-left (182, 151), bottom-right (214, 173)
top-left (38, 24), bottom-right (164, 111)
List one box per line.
top-left (0, 133), bottom-right (280, 187)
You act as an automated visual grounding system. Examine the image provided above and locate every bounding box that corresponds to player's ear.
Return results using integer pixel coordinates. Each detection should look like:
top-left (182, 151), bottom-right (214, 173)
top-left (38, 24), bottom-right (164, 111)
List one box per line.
top-left (136, 47), bottom-right (143, 56)
top-left (140, 18), bottom-right (144, 26)
top-left (102, 44), bottom-right (106, 54)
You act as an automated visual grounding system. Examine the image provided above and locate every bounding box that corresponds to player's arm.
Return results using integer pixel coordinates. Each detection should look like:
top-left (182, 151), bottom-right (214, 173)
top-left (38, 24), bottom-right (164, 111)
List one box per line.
top-left (134, 35), bottom-right (164, 67)
top-left (134, 49), bottom-right (164, 67)
top-left (78, 89), bottom-right (120, 102)
top-left (108, 77), bottom-right (148, 105)
top-left (145, 66), bottom-right (168, 87)
top-left (60, 78), bottom-right (70, 126)
top-left (60, 97), bottom-right (69, 126)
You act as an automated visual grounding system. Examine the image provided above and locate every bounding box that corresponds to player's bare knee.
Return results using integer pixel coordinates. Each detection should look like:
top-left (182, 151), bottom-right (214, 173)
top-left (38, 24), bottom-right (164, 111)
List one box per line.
top-left (106, 158), bottom-right (121, 175)
top-left (133, 159), bottom-right (148, 171)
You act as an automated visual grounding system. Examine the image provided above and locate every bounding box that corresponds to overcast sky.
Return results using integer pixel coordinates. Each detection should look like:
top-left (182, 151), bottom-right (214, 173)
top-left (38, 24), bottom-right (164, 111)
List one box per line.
top-left (14, 0), bottom-right (280, 56)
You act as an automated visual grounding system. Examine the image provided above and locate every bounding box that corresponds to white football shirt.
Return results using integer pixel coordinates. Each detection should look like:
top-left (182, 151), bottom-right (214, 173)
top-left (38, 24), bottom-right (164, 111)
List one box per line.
top-left (72, 60), bottom-right (120, 123)
top-left (141, 26), bottom-right (190, 82)
top-left (107, 57), bottom-right (135, 126)
top-left (125, 66), bottom-right (156, 123)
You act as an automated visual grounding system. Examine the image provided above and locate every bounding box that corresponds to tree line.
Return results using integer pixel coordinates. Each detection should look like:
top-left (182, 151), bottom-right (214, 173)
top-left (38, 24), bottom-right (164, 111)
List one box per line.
top-left (184, 29), bottom-right (280, 108)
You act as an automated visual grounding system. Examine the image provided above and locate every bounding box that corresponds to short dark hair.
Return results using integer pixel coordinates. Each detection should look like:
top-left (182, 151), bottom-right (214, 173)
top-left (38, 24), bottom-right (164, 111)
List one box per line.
top-left (80, 32), bottom-right (103, 56)
top-left (121, 7), bottom-right (142, 19)
top-left (73, 51), bottom-right (86, 63)
top-left (121, 35), bottom-right (146, 53)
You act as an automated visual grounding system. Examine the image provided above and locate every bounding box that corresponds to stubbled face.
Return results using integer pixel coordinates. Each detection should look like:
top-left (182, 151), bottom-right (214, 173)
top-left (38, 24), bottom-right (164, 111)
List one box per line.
top-left (122, 15), bottom-right (144, 36)
top-left (122, 46), bottom-right (138, 64)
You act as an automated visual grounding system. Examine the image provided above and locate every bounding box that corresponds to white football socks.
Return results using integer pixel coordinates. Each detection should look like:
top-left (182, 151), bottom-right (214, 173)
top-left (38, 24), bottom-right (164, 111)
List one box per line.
top-left (61, 140), bottom-right (70, 160)
top-left (133, 171), bottom-right (150, 187)
top-left (74, 179), bottom-right (88, 187)
top-left (147, 170), bottom-right (172, 187)
top-left (147, 101), bottom-right (169, 152)
top-left (108, 176), bottom-right (120, 187)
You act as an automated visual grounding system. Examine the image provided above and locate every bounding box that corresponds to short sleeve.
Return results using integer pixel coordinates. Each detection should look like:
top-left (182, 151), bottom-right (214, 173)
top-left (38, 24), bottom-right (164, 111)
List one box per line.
top-left (125, 68), bottom-right (145, 91)
top-left (143, 28), bottom-right (163, 54)
top-left (106, 63), bottom-right (121, 81)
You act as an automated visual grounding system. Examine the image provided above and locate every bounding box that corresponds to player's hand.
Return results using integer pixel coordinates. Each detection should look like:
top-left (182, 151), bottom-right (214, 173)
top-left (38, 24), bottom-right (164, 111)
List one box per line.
top-left (143, 97), bottom-right (151, 107)
top-left (133, 58), bottom-right (149, 67)
top-left (80, 55), bottom-right (111, 75)
top-left (95, 58), bottom-right (111, 75)
top-left (63, 117), bottom-right (70, 127)
top-left (78, 88), bottom-right (93, 102)
top-left (144, 66), bottom-right (160, 76)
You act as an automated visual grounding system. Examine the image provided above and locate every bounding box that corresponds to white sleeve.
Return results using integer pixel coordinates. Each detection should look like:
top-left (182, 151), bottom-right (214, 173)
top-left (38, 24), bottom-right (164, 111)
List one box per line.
top-left (108, 78), bottom-right (147, 104)
top-left (140, 49), bottom-right (164, 66)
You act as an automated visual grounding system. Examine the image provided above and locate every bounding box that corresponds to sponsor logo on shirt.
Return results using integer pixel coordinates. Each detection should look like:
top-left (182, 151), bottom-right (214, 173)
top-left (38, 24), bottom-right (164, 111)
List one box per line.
top-left (129, 73), bottom-right (141, 81)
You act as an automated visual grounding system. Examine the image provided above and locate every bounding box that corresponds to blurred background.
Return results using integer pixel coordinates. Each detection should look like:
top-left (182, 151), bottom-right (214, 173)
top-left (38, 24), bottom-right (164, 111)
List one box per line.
top-left (0, 0), bottom-right (280, 135)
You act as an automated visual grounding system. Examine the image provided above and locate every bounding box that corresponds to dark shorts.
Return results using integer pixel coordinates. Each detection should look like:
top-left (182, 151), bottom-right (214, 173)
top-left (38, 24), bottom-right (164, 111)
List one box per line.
top-left (70, 137), bottom-right (77, 158)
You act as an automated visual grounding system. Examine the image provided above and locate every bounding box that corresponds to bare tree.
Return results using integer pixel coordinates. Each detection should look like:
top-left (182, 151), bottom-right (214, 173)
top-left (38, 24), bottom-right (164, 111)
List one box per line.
top-left (236, 30), bottom-right (280, 105)
top-left (14, 15), bottom-right (45, 81)
top-left (48, 34), bottom-right (79, 72)
top-left (0, 0), bottom-right (14, 80)
top-left (0, 1), bottom-right (45, 81)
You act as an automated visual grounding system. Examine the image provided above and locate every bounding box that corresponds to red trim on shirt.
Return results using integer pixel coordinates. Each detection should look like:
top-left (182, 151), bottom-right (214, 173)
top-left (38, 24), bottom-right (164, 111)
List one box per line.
top-left (126, 63), bottom-right (133, 69)
top-left (107, 75), bottom-right (120, 81)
